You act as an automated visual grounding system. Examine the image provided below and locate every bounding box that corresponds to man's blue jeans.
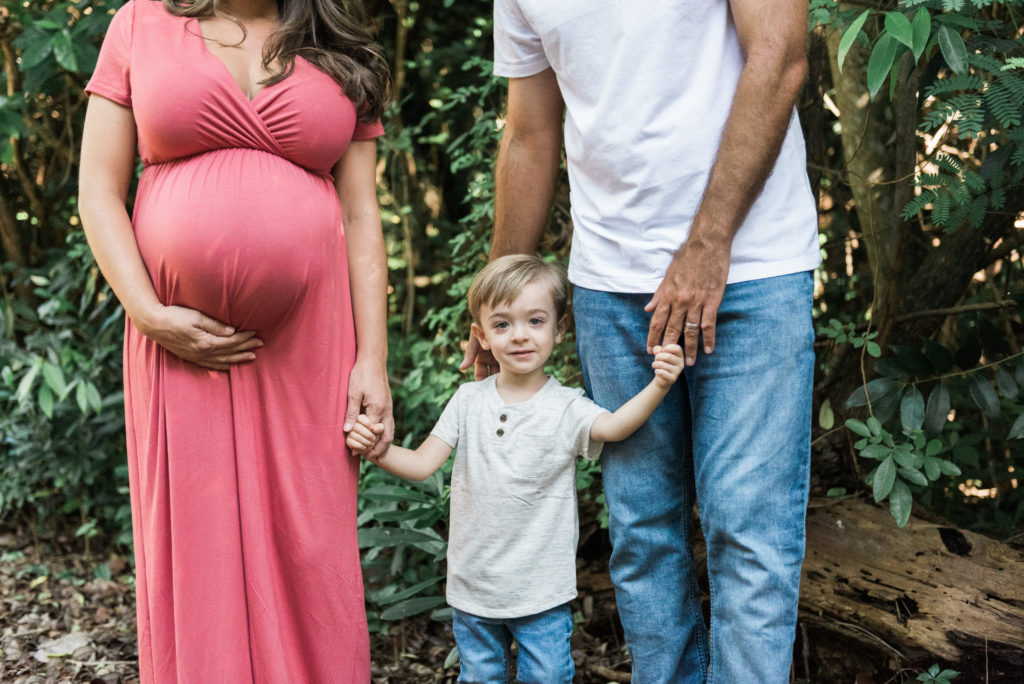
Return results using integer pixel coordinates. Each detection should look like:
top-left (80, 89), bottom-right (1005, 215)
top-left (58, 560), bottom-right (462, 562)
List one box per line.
top-left (574, 272), bottom-right (814, 684)
top-left (451, 603), bottom-right (574, 683)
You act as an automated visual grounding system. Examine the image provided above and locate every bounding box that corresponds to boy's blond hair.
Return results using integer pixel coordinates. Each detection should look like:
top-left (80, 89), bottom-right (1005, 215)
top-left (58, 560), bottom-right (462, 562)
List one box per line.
top-left (467, 254), bottom-right (568, 323)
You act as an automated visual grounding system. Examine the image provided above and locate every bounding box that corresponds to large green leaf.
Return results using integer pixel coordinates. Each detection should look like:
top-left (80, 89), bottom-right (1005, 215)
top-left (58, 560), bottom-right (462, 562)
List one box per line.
top-left (898, 467), bottom-right (928, 487)
top-left (379, 596), bottom-right (447, 621)
top-left (838, 10), bottom-right (871, 74)
top-left (889, 479), bottom-right (913, 527)
top-left (925, 383), bottom-right (950, 436)
top-left (968, 375), bottom-right (1000, 419)
top-left (357, 527), bottom-right (441, 548)
top-left (861, 444), bottom-right (892, 461)
top-left (376, 575), bottom-right (445, 606)
top-left (361, 486), bottom-right (432, 504)
top-left (41, 361), bottom-right (67, 398)
top-left (1008, 414), bottom-right (1024, 441)
top-left (18, 35), bottom-right (54, 70)
top-left (873, 456), bottom-right (897, 502)
top-left (885, 12), bottom-right (914, 50)
top-left (994, 365), bottom-right (1018, 399)
top-left (937, 25), bottom-right (969, 75)
top-left (911, 8), bottom-right (931, 61)
top-left (846, 377), bottom-right (900, 409)
top-left (845, 418), bottom-right (871, 438)
top-left (867, 34), bottom-right (901, 99)
top-left (900, 386), bottom-right (925, 432)
top-left (52, 29), bottom-right (79, 73)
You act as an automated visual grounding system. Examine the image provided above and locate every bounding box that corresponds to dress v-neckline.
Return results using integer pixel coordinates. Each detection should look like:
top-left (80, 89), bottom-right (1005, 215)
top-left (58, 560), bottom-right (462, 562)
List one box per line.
top-left (192, 17), bottom-right (281, 104)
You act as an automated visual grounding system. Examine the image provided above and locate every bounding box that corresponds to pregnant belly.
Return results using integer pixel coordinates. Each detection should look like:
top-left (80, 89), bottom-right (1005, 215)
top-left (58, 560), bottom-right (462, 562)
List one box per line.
top-left (133, 149), bottom-right (344, 332)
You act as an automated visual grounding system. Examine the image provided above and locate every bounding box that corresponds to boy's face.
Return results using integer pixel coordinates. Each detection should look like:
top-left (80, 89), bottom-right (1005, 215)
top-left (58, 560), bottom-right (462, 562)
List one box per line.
top-left (471, 279), bottom-right (566, 381)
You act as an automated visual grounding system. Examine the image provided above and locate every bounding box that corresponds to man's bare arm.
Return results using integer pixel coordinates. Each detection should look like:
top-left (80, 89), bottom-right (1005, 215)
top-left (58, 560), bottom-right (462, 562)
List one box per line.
top-left (491, 67), bottom-right (565, 258)
top-left (645, 0), bottom-right (809, 364)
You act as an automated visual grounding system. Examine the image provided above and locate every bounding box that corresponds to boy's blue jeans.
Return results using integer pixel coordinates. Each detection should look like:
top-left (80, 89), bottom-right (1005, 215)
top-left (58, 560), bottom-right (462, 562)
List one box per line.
top-left (574, 272), bottom-right (814, 684)
top-left (451, 603), bottom-right (574, 683)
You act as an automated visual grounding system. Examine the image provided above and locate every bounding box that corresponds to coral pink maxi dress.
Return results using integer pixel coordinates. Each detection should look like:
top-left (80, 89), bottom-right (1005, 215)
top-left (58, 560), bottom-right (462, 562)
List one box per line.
top-left (86, 1), bottom-right (381, 681)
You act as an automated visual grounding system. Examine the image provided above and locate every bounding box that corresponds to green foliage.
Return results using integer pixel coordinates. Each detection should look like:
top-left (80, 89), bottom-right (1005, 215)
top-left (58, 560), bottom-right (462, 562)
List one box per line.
top-left (0, 232), bottom-right (129, 546)
top-left (844, 333), bottom-right (1024, 528)
top-left (819, 319), bottom-right (882, 357)
top-left (832, 1), bottom-right (1024, 232)
top-left (820, 0), bottom-right (1024, 534)
top-left (917, 663), bottom-right (960, 683)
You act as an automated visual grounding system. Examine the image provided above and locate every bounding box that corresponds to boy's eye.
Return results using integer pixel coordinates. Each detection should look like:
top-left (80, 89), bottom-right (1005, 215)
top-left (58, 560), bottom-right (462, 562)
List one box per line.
top-left (529, 318), bottom-right (544, 326)
top-left (494, 321), bottom-right (509, 329)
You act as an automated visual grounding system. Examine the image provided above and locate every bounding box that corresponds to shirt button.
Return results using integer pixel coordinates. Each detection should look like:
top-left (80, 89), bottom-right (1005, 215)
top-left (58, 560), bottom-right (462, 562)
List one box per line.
top-left (500, 414), bottom-right (508, 422)
top-left (497, 428), bottom-right (504, 436)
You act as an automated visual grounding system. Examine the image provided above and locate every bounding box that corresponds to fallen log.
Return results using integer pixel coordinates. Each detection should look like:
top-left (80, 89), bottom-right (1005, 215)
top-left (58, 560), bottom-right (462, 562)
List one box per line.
top-left (800, 497), bottom-right (1024, 682)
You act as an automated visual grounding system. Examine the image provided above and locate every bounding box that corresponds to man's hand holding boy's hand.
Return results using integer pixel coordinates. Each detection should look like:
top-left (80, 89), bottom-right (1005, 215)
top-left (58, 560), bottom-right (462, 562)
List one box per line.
top-left (651, 344), bottom-right (685, 389)
top-left (345, 414), bottom-right (385, 458)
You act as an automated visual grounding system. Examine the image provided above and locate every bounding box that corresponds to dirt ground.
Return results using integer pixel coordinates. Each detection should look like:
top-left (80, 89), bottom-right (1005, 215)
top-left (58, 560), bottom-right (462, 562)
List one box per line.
top-left (0, 526), bottom-right (632, 683)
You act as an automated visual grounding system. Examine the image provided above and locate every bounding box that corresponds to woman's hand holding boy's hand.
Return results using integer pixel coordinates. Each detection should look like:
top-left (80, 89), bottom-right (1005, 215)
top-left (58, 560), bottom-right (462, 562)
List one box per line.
top-left (345, 414), bottom-right (385, 458)
top-left (651, 344), bottom-right (685, 389)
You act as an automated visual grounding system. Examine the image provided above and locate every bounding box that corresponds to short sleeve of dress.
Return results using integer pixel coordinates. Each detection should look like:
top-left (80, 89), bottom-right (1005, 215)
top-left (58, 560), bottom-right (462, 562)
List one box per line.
top-left (561, 389), bottom-right (608, 462)
top-left (84, 1), bottom-right (136, 107)
top-left (429, 386), bottom-right (463, 450)
top-left (352, 118), bottom-right (385, 141)
top-left (494, 0), bottom-right (550, 78)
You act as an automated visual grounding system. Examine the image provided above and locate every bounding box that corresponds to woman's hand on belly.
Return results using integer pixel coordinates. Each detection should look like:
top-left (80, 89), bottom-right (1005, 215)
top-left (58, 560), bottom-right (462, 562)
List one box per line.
top-left (138, 304), bottom-right (262, 371)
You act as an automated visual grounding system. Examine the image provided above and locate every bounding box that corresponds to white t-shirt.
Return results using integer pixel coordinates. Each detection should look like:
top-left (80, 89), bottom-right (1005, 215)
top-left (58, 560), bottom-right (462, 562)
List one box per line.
top-left (431, 375), bottom-right (607, 618)
top-left (494, 0), bottom-right (821, 291)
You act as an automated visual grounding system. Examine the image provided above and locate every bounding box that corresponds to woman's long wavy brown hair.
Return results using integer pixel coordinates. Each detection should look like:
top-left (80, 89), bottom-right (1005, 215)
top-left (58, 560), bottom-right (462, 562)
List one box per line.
top-left (162, 0), bottom-right (391, 121)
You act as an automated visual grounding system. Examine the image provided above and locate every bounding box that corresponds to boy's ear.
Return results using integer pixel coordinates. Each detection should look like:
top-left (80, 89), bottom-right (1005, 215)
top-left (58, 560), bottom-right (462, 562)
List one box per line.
top-left (555, 315), bottom-right (569, 343)
top-left (470, 322), bottom-right (490, 350)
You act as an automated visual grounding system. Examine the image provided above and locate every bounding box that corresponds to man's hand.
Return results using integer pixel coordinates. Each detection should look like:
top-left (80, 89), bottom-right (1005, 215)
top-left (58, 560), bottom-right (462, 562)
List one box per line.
top-left (651, 344), bottom-right (685, 388)
top-left (645, 237), bottom-right (731, 365)
top-left (459, 332), bottom-right (498, 381)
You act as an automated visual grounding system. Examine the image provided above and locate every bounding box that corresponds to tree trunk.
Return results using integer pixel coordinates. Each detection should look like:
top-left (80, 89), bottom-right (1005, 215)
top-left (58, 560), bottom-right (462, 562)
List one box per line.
top-left (800, 497), bottom-right (1024, 682)
top-left (825, 9), bottom-right (917, 346)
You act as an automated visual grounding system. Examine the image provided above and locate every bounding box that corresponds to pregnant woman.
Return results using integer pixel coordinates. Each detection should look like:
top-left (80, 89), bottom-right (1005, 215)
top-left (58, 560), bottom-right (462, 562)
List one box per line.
top-left (78, 0), bottom-right (391, 680)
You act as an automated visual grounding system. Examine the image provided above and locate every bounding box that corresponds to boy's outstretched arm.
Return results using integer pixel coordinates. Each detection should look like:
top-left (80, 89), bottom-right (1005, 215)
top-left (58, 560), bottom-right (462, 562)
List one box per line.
top-left (346, 415), bottom-right (453, 481)
top-left (589, 344), bottom-right (685, 443)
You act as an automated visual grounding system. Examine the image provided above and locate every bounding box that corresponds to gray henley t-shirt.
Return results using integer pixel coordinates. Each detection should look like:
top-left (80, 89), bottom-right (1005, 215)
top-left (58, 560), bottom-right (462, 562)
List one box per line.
top-left (431, 375), bottom-right (607, 618)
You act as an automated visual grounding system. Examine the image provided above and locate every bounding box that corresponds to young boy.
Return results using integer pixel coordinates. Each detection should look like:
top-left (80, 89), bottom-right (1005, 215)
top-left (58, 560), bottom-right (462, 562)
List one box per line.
top-left (346, 254), bottom-right (683, 683)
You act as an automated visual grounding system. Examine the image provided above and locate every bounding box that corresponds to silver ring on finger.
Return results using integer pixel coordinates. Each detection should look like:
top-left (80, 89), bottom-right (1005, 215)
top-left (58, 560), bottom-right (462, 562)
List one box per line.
top-left (685, 322), bottom-right (700, 331)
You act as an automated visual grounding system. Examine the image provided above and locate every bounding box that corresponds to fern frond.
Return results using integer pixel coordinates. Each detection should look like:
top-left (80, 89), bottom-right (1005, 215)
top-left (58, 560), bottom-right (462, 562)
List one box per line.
top-left (921, 105), bottom-right (955, 132)
top-left (950, 178), bottom-right (972, 205)
top-left (924, 74), bottom-right (987, 97)
top-left (901, 189), bottom-right (937, 220)
top-left (1005, 58), bottom-right (1024, 71)
top-left (917, 172), bottom-right (946, 186)
top-left (990, 187), bottom-right (1006, 209)
top-left (963, 169), bottom-right (986, 193)
top-left (968, 53), bottom-right (1005, 75)
top-left (949, 94), bottom-right (984, 138)
top-left (932, 190), bottom-right (952, 226)
top-left (1002, 128), bottom-right (1024, 165)
top-left (942, 0), bottom-right (966, 11)
top-left (983, 76), bottom-right (1024, 128)
top-left (935, 153), bottom-right (964, 175)
top-left (966, 195), bottom-right (988, 228)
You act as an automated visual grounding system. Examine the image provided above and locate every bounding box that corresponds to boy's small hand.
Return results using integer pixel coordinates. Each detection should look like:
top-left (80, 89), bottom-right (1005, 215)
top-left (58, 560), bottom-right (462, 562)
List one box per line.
top-left (345, 414), bottom-right (385, 457)
top-left (651, 344), bottom-right (685, 388)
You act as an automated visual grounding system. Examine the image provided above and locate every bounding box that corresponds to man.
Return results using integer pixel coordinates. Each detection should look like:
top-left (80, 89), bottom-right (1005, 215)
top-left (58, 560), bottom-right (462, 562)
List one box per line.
top-left (463, 1), bottom-right (821, 682)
